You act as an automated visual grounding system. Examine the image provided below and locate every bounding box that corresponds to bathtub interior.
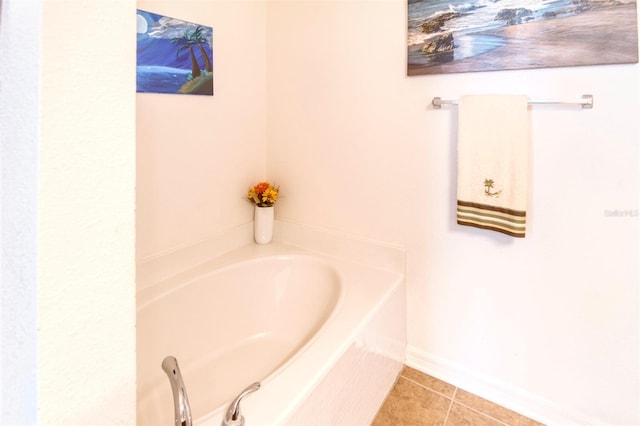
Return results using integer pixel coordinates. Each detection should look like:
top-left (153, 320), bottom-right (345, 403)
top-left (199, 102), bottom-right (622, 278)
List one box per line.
top-left (137, 254), bottom-right (343, 426)
top-left (137, 223), bottom-right (407, 426)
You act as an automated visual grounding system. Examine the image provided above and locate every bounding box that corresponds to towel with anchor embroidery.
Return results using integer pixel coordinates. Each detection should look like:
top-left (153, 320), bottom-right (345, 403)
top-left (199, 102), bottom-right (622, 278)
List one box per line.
top-left (456, 95), bottom-right (530, 238)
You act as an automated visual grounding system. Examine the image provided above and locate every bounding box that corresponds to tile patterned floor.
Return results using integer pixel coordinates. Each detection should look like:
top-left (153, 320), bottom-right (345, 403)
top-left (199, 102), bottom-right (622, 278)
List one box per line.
top-left (372, 366), bottom-right (545, 426)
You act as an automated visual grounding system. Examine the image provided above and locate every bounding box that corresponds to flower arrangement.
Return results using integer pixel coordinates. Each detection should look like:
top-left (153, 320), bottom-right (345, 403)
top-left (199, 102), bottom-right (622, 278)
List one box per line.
top-left (247, 181), bottom-right (279, 207)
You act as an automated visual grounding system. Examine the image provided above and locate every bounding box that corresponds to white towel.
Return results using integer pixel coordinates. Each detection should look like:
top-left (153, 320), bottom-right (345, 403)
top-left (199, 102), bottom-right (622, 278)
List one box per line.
top-left (457, 95), bottom-right (530, 238)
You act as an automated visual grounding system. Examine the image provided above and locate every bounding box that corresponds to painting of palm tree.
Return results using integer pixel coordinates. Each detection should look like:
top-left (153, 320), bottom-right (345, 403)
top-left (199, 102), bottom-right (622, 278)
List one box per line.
top-left (137, 10), bottom-right (213, 95)
top-left (172, 26), bottom-right (213, 79)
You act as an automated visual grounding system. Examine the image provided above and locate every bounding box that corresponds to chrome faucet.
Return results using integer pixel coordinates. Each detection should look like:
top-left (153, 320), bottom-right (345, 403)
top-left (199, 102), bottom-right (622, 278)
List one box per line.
top-left (162, 356), bottom-right (193, 426)
top-left (222, 382), bottom-right (261, 426)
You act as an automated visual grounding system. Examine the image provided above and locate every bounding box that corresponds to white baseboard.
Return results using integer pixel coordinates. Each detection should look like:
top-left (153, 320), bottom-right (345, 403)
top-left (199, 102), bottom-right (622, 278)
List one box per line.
top-left (406, 345), bottom-right (603, 426)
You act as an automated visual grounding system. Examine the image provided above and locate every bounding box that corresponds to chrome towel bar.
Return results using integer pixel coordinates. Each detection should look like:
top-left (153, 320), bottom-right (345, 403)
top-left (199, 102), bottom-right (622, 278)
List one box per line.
top-left (432, 94), bottom-right (593, 109)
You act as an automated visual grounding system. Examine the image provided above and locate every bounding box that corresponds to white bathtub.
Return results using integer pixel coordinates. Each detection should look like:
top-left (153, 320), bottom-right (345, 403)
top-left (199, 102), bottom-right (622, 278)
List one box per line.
top-left (137, 238), bottom-right (405, 425)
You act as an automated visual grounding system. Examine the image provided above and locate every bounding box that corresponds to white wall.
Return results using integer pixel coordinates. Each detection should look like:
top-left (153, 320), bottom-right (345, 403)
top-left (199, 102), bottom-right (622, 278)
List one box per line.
top-left (267, 1), bottom-right (639, 425)
top-left (37, 0), bottom-right (137, 424)
top-left (136, 0), bottom-right (267, 260)
top-left (0, 0), bottom-right (40, 423)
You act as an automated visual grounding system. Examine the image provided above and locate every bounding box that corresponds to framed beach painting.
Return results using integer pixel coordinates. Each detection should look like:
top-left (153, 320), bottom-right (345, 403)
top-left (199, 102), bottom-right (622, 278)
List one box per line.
top-left (408, 0), bottom-right (639, 75)
top-left (137, 10), bottom-right (213, 95)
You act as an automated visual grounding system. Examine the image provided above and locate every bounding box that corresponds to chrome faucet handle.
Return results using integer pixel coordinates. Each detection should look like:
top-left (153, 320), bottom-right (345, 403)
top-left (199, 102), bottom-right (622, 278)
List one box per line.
top-left (222, 382), bottom-right (261, 426)
top-left (162, 356), bottom-right (193, 426)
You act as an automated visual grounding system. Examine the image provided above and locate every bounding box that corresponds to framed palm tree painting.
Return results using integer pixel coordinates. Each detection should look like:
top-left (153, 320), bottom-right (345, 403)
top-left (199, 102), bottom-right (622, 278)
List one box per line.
top-left (136, 10), bottom-right (213, 95)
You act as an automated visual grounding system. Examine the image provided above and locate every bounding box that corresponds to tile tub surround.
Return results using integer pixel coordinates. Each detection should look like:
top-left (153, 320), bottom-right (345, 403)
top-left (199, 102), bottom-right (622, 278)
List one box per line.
top-left (373, 367), bottom-right (544, 426)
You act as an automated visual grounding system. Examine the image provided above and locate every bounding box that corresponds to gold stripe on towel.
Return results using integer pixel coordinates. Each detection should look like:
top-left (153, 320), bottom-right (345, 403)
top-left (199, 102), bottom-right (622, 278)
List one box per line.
top-left (457, 200), bottom-right (526, 238)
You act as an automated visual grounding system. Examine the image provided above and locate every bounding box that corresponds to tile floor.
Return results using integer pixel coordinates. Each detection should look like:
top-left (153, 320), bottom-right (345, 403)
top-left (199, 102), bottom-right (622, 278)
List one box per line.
top-left (372, 366), bottom-right (544, 426)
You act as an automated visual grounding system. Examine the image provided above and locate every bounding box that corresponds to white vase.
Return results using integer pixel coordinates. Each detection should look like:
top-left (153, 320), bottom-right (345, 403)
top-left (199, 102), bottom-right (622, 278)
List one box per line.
top-left (254, 205), bottom-right (274, 245)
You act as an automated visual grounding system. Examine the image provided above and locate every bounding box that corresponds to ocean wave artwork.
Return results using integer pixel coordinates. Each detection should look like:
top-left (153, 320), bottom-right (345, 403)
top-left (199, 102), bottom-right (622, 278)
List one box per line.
top-left (137, 10), bottom-right (213, 95)
top-left (407, 0), bottom-right (639, 75)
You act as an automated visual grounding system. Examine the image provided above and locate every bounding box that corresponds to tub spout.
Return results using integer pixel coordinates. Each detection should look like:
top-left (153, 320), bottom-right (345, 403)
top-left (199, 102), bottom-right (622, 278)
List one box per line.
top-left (222, 382), bottom-right (261, 426)
top-left (162, 356), bottom-right (193, 426)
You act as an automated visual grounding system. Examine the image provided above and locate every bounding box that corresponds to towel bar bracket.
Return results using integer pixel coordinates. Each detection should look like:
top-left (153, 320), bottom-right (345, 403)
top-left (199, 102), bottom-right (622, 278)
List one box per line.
top-left (432, 94), bottom-right (594, 109)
